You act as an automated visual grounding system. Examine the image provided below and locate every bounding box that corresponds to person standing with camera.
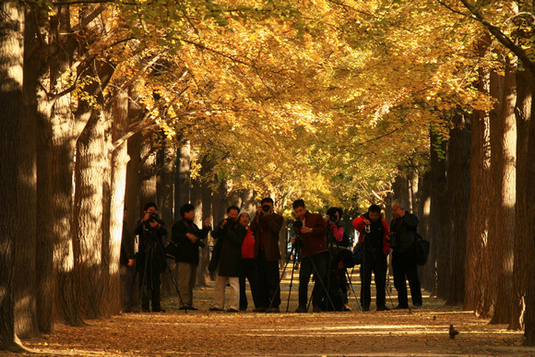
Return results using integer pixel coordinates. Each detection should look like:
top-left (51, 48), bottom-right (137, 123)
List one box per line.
top-left (352, 204), bottom-right (390, 311)
top-left (209, 205), bottom-right (244, 312)
top-left (250, 198), bottom-right (284, 313)
top-left (134, 202), bottom-right (167, 312)
top-left (171, 203), bottom-right (211, 310)
top-left (292, 199), bottom-right (329, 313)
top-left (389, 199), bottom-right (422, 309)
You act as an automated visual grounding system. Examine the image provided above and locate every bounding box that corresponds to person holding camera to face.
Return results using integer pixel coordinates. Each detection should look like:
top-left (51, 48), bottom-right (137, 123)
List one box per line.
top-left (250, 198), bottom-right (284, 313)
top-left (171, 203), bottom-right (211, 310)
top-left (292, 199), bottom-right (329, 313)
top-left (390, 199), bottom-right (422, 309)
top-left (352, 204), bottom-right (390, 311)
top-left (134, 202), bottom-right (167, 312)
top-left (209, 205), bottom-right (245, 312)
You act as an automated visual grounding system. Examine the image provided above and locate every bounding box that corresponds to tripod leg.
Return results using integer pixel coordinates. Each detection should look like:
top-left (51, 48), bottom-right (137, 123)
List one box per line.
top-left (345, 268), bottom-right (362, 311)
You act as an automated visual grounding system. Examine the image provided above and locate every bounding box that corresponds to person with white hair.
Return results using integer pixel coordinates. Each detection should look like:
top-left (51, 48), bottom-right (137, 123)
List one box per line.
top-left (390, 199), bottom-right (422, 309)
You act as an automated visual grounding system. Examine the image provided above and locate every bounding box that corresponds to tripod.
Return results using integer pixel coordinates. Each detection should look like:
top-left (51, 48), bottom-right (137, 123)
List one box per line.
top-left (138, 222), bottom-right (186, 313)
top-left (269, 226), bottom-right (334, 312)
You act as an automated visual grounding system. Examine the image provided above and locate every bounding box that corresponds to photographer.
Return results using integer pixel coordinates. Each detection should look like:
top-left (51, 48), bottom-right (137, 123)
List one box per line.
top-left (171, 203), bottom-right (211, 311)
top-left (292, 199), bottom-right (328, 313)
top-left (325, 207), bottom-right (351, 311)
top-left (134, 202), bottom-right (167, 313)
top-left (352, 205), bottom-right (390, 311)
top-left (250, 198), bottom-right (284, 313)
top-left (209, 205), bottom-right (243, 312)
top-left (389, 199), bottom-right (422, 309)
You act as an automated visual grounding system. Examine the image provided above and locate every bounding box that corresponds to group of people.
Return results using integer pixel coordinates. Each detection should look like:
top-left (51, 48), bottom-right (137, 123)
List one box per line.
top-left (119, 198), bottom-right (423, 313)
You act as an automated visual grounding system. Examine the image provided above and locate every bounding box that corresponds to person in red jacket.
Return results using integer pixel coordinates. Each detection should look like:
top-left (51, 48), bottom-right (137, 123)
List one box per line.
top-left (352, 204), bottom-right (390, 311)
top-left (292, 199), bottom-right (329, 313)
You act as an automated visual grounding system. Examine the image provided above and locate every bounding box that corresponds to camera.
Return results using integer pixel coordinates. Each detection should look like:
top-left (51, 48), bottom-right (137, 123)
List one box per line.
top-left (387, 232), bottom-right (397, 247)
top-left (262, 204), bottom-right (271, 213)
top-left (198, 239), bottom-right (206, 248)
top-left (148, 211), bottom-right (159, 222)
top-left (291, 220), bottom-right (303, 229)
top-left (329, 214), bottom-right (338, 222)
top-left (224, 217), bottom-right (235, 228)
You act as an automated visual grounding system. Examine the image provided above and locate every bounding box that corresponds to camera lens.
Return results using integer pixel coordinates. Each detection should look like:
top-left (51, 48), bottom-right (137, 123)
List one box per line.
top-left (262, 204), bottom-right (270, 212)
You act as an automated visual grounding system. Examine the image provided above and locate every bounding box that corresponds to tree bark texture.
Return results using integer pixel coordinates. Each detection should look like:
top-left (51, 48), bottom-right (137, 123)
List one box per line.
top-left (488, 56), bottom-right (517, 324)
top-left (0, 0), bottom-right (26, 350)
top-left (444, 113), bottom-right (471, 305)
top-left (464, 38), bottom-right (491, 315)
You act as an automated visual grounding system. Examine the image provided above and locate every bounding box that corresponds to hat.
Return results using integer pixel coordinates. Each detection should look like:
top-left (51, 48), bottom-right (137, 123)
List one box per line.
top-left (239, 210), bottom-right (250, 218)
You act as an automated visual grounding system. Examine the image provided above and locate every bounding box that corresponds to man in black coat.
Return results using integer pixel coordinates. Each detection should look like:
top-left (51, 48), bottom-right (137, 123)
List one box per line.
top-left (172, 203), bottom-right (211, 310)
top-left (134, 202), bottom-right (167, 312)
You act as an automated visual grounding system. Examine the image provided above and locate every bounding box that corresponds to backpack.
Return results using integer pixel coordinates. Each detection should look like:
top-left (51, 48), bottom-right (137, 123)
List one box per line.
top-left (414, 233), bottom-right (430, 266)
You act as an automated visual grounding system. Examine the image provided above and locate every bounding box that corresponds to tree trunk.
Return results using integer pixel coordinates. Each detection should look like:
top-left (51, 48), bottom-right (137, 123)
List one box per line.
top-left (175, 141), bottom-right (191, 218)
top-left (464, 37), bottom-right (491, 315)
top-left (488, 56), bottom-right (517, 324)
top-left (444, 112), bottom-right (471, 305)
top-left (0, 0), bottom-right (27, 350)
top-left (511, 68), bottom-right (535, 337)
top-left (157, 143), bottom-right (176, 227)
top-left (418, 171), bottom-right (436, 295)
top-left (430, 130), bottom-right (450, 300)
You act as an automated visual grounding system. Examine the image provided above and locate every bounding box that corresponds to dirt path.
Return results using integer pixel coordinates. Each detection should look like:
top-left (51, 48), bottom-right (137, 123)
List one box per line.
top-left (10, 277), bottom-right (535, 356)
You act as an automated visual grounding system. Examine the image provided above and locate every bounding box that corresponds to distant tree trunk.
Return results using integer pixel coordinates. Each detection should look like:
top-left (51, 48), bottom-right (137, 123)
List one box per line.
top-left (430, 130), bottom-right (449, 300)
top-left (106, 91), bottom-right (130, 315)
top-left (488, 56), bottom-right (517, 324)
top-left (464, 37), bottom-right (491, 315)
top-left (175, 140), bottom-right (191, 216)
top-left (0, 1), bottom-right (27, 350)
top-left (200, 158), bottom-right (214, 283)
top-left (444, 112), bottom-right (471, 305)
top-left (139, 140), bottom-right (157, 208)
top-left (511, 68), bottom-right (535, 337)
top-left (157, 142), bottom-right (176, 226)
top-left (418, 171), bottom-right (435, 295)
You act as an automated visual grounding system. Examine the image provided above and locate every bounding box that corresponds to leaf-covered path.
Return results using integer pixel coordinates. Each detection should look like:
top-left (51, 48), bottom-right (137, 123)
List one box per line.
top-left (13, 276), bottom-right (535, 357)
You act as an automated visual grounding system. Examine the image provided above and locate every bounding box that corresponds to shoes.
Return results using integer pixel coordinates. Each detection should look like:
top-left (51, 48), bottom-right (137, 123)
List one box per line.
top-left (266, 307), bottom-right (280, 313)
top-left (152, 308), bottom-right (166, 312)
top-left (295, 306), bottom-right (307, 313)
top-left (227, 308), bottom-right (239, 313)
top-left (209, 307), bottom-right (224, 312)
top-left (123, 307), bottom-right (139, 313)
top-left (253, 307), bottom-right (267, 312)
top-left (362, 306), bottom-right (370, 312)
top-left (413, 304), bottom-right (422, 309)
top-left (188, 306), bottom-right (198, 311)
top-left (377, 306), bottom-right (390, 311)
top-left (142, 307), bottom-right (150, 312)
top-left (342, 306), bottom-right (351, 312)
top-left (179, 306), bottom-right (188, 310)
top-left (312, 306), bottom-right (323, 313)
top-left (239, 307), bottom-right (247, 312)
top-left (394, 304), bottom-right (409, 310)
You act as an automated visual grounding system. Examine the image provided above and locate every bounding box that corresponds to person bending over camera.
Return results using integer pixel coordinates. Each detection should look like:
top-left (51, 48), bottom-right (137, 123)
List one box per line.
top-left (134, 202), bottom-right (167, 313)
top-left (172, 203), bottom-right (211, 311)
top-left (390, 199), bottom-right (422, 310)
top-left (292, 199), bottom-right (329, 313)
top-left (250, 198), bottom-right (284, 313)
top-left (352, 204), bottom-right (390, 311)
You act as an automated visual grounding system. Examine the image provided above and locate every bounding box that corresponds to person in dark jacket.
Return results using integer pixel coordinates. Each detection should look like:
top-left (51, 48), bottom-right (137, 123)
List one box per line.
top-left (171, 203), bottom-right (211, 310)
top-left (292, 199), bottom-right (329, 313)
top-left (250, 198), bottom-right (284, 313)
top-left (209, 205), bottom-right (245, 312)
top-left (134, 202), bottom-right (167, 312)
top-left (352, 204), bottom-right (391, 311)
top-left (390, 199), bottom-right (422, 309)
